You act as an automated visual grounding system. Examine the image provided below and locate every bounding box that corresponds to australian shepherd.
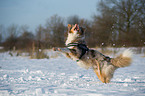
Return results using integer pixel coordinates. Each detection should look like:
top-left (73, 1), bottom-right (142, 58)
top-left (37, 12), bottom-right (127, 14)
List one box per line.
top-left (53, 24), bottom-right (133, 83)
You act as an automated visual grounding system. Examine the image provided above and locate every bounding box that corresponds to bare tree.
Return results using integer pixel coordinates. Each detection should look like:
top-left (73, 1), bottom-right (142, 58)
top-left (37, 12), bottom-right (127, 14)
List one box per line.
top-left (110, 0), bottom-right (145, 46)
top-left (91, 1), bottom-right (116, 47)
top-left (45, 14), bottom-right (66, 47)
top-left (0, 25), bottom-right (4, 43)
top-left (92, 0), bottom-right (145, 47)
top-left (15, 25), bottom-right (34, 49)
top-left (7, 24), bottom-right (19, 38)
top-left (3, 24), bottom-right (19, 50)
top-left (36, 25), bottom-right (44, 42)
top-left (17, 31), bottom-right (34, 49)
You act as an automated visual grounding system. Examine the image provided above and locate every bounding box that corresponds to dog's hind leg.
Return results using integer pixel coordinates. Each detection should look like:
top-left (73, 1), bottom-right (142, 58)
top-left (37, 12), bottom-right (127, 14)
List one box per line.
top-left (94, 68), bottom-right (106, 83)
top-left (93, 61), bottom-right (104, 83)
top-left (95, 60), bottom-right (101, 75)
top-left (94, 60), bottom-right (108, 83)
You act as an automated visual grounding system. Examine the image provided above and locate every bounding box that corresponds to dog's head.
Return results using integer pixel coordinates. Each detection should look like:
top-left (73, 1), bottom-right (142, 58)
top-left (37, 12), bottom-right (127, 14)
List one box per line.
top-left (65, 24), bottom-right (85, 45)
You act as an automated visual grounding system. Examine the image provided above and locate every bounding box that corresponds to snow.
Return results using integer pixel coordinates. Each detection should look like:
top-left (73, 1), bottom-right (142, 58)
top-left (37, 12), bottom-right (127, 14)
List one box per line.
top-left (0, 50), bottom-right (145, 96)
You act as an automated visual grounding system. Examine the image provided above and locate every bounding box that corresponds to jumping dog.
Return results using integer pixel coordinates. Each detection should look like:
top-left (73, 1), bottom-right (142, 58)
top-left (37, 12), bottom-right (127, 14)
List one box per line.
top-left (53, 24), bottom-right (133, 83)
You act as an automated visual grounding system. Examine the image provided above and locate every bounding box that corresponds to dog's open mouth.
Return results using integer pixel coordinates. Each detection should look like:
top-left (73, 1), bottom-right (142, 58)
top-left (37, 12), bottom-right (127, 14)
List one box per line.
top-left (74, 24), bottom-right (79, 31)
top-left (69, 24), bottom-right (84, 35)
top-left (72, 24), bottom-right (79, 31)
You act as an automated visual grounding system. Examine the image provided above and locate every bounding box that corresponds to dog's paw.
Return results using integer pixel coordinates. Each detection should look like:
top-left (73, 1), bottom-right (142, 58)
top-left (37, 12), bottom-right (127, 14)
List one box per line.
top-left (52, 47), bottom-right (56, 51)
top-left (52, 47), bottom-right (62, 51)
top-left (58, 48), bottom-right (62, 51)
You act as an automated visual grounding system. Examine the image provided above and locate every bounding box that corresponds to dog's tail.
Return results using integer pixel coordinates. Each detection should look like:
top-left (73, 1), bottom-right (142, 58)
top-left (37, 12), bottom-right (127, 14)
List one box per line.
top-left (111, 49), bottom-right (133, 68)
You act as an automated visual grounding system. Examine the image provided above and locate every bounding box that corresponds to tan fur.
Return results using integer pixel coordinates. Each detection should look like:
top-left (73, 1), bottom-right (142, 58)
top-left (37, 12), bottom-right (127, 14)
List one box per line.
top-left (94, 60), bottom-right (112, 83)
top-left (68, 24), bottom-right (71, 29)
top-left (111, 55), bottom-right (132, 68)
top-left (94, 60), bottom-right (107, 83)
top-left (94, 68), bottom-right (110, 83)
top-left (93, 52), bottom-right (132, 83)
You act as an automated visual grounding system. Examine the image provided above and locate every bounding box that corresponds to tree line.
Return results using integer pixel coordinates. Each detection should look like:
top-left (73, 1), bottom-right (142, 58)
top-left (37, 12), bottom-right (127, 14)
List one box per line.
top-left (0, 0), bottom-right (145, 51)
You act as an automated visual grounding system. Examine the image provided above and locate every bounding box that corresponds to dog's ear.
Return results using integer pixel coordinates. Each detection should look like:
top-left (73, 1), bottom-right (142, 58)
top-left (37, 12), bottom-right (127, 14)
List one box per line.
top-left (68, 24), bottom-right (71, 33)
top-left (79, 27), bottom-right (86, 35)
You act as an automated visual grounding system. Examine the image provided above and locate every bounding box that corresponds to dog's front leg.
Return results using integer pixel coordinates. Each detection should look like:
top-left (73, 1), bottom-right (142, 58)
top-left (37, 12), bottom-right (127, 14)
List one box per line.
top-left (52, 47), bottom-right (61, 51)
top-left (53, 47), bottom-right (70, 52)
top-left (52, 47), bottom-right (72, 59)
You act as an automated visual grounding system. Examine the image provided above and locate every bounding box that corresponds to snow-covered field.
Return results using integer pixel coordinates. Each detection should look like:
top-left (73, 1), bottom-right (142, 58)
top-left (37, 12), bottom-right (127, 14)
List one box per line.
top-left (0, 49), bottom-right (145, 96)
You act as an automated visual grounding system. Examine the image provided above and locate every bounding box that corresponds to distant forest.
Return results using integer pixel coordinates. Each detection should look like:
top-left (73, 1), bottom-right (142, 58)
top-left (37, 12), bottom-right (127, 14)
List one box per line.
top-left (0, 0), bottom-right (145, 50)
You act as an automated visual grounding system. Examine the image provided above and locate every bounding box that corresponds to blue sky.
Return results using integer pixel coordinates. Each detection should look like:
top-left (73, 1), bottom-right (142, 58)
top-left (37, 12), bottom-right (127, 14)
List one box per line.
top-left (0, 0), bottom-right (99, 32)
